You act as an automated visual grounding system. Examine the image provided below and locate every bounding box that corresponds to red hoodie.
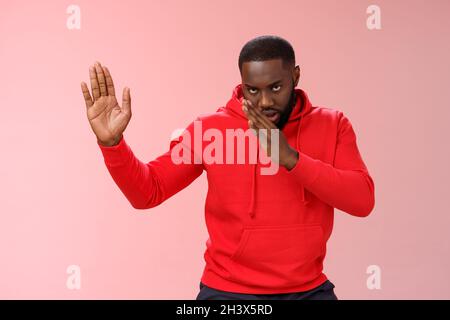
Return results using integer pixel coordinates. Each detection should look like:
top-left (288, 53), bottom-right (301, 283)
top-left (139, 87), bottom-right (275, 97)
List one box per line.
top-left (98, 84), bottom-right (375, 294)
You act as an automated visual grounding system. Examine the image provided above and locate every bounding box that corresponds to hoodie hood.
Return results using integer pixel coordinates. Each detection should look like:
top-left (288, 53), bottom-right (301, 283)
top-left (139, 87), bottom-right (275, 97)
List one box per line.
top-left (218, 83), bottom-right (314, 218)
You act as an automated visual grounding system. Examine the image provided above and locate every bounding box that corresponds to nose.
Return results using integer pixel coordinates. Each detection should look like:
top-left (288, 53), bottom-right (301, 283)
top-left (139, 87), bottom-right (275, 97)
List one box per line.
top-left (258, 91), bottom-right (274, 109)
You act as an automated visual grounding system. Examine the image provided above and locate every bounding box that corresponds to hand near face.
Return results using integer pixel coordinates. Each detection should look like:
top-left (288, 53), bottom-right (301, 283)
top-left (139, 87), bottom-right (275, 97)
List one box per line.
top-left (242, 99), bottom-right (299, 170)
top-left (81, 61), bottom-right (132, 147)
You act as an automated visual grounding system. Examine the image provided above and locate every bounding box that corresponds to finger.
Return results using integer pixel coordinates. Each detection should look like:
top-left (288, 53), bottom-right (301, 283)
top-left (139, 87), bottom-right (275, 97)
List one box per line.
top-left (95, 62), bottom-right (108, 96)
top-left (246, 104), bottom-right (269, 129)
top-left (247, 111), bottom-right (263, 128)
top-left (242, 99), bottom-right (250, 114)
top-left (248, 120), bottom-right (261, 140)
top-left (248, 110), bottom-right (274, 146)
top-left (243, 99), bottom-right (259, 120)
top-left (122, 87), bottom-right (131, 115)
top-left (248, 119), bottom-right (258, 131)
top-left (244, 101), bottom-right (266, 132)
top-left (243, 102), bottom-right (260, 126)
top-left (247, 100), bottom-right (277, 129)
top-left (89, 66), bottom-right (100, 100)
top-left (81, 82), bottom-right (93, 109)
top-left (103, 66), bottom-right (116, 97)
top-left (245, 99), bottom-right (266, 124)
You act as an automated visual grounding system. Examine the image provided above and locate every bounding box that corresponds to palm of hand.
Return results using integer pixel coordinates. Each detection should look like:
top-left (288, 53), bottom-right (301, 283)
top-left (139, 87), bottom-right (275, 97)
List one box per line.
top-left (81, 61), bottom-right (131, 146)
top-left (87, 95), bottom-right (124, 143)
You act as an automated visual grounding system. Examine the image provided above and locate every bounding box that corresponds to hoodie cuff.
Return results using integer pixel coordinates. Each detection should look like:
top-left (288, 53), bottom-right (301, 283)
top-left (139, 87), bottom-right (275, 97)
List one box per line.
top-left (97, 135), bottom-right (131, 167)
top-left (286, 151), bottom-right (321, 187)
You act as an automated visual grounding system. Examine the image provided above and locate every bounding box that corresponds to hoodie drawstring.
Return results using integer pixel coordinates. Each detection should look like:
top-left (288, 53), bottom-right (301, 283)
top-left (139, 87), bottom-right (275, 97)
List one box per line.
top-left (247, 144), bottom-right (258, 218)
top-left (296, 116), bottom-right (310, 206)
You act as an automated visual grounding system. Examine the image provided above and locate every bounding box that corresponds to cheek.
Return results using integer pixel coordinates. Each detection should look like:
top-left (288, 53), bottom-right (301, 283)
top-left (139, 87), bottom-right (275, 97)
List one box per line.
top-left (278, 95), bottom-right (291, 110)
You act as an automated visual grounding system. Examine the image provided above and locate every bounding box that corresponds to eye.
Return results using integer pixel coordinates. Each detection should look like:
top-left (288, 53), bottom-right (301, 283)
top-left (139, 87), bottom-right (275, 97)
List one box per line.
top-left (248, 88), bottom-right (258, 94)
top-left (272, 85), bottom-right (281, 92)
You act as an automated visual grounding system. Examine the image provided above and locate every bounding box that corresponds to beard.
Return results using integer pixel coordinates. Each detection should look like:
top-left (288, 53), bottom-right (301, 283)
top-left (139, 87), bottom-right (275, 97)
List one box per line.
top-left (276, 82), bottom-right (298, 130)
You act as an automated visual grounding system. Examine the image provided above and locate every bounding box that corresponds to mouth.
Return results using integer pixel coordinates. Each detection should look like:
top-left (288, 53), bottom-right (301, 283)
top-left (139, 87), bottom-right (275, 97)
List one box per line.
top-left (262, 109), bottom-right (280, 123)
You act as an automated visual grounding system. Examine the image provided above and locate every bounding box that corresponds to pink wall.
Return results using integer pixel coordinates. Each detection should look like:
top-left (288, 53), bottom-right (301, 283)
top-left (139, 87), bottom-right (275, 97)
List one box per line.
top-left (1, 0), bottom-right (449, 299)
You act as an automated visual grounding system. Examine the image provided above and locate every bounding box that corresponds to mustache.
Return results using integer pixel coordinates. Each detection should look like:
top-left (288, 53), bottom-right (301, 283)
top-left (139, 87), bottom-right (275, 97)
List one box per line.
top-left (261, 108), bottom-right (280, 114)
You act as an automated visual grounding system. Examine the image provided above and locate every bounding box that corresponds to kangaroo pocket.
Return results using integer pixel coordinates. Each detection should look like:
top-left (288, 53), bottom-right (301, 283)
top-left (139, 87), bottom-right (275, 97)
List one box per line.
top-left (227, 224), bottom-right (326, 289)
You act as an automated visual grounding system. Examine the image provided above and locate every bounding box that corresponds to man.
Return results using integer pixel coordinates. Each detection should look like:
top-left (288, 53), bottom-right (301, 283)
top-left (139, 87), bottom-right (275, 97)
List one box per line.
top-left (81, 35), bottom-right (375, 300)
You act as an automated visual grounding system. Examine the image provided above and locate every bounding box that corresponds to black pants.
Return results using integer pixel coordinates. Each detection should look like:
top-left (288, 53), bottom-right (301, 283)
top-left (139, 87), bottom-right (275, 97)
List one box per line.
top-left (196, 280), bottom-right (338, 300)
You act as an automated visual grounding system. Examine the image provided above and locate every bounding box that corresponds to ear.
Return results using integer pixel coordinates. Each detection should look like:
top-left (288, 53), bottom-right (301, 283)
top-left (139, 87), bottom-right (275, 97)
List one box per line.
top-left (293, 65), bottom-right (300, 87)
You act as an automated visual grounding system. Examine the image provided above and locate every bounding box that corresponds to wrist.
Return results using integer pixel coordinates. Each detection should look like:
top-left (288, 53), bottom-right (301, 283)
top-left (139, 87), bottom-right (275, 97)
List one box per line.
top-left (283, 149), bottom-right (299, 171)
top-left (97, 134), bottom-right (123, 147)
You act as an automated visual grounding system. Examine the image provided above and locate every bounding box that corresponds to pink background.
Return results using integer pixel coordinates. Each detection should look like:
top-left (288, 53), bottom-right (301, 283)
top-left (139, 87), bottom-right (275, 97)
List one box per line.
top-left (1, 0), bottom-right (449, 299)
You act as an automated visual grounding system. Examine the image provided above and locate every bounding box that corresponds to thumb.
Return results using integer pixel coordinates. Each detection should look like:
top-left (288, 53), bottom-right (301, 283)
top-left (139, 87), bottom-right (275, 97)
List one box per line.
top-left (122, 87), bottom-right (131, 115)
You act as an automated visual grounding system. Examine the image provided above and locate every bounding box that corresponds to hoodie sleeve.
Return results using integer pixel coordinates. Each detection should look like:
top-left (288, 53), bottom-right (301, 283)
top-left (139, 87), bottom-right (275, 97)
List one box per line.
top-left (287, 113), bottom-right (375, 217)
top-left (97, 119), bottom-right (204, 210)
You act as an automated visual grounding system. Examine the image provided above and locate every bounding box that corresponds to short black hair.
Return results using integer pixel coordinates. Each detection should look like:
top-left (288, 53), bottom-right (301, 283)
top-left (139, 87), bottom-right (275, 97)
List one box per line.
top-left (238, 35), bottom-right (296, 74)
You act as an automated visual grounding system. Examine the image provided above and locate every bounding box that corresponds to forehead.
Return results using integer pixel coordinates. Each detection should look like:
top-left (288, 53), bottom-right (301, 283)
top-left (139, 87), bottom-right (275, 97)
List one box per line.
top-left (241, 59), bottom-right (289, 85)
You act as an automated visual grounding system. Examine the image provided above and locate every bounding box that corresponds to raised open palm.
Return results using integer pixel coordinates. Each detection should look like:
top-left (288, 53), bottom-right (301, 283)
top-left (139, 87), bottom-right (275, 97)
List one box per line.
top-left (81, 62), bottom-right (131, 146)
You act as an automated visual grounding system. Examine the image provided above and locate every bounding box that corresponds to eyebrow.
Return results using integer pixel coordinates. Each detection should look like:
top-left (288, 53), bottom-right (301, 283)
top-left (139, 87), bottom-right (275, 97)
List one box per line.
top-left (244, 79), bottom-right (283, 88)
